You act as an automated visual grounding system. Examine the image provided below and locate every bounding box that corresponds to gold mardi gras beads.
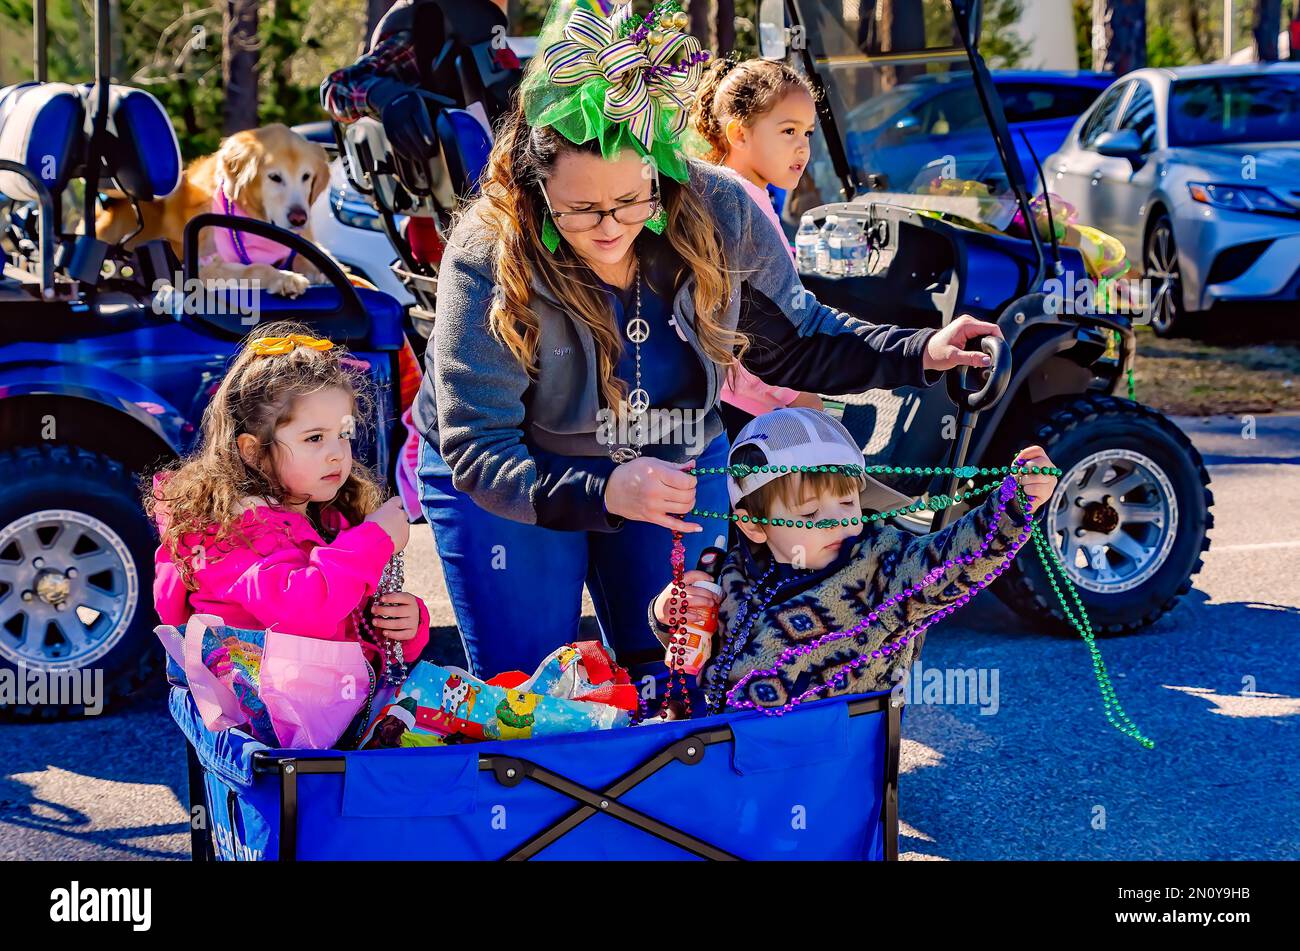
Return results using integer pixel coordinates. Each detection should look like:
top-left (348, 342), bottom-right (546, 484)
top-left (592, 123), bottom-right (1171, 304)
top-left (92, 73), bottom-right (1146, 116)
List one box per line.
top-left (249, 334), bottom-right (335, 356)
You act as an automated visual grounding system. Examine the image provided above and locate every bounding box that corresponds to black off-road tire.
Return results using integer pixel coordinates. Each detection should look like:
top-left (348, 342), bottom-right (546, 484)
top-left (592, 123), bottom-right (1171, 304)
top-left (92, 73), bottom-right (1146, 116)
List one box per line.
top-left (993, 395), bottom-right (1213, 635)
top-left (0, 445), bottom-right (161, 720)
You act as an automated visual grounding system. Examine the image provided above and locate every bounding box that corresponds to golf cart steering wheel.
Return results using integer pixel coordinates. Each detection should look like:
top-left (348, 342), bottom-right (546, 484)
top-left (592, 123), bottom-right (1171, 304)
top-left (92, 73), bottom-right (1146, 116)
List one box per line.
top-left (946, 334), bottom-right (1012, 413)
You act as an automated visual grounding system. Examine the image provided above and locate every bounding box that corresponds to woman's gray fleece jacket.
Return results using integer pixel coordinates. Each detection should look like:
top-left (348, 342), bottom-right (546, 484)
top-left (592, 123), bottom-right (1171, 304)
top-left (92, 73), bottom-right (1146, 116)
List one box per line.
top-left (412, 159), bottom-right (940, 533)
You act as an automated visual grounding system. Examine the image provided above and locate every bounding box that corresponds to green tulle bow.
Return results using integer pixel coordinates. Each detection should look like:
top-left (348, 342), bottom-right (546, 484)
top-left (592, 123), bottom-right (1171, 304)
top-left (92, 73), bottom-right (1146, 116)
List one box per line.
top-left (534, 78), bottom-right (692, 184)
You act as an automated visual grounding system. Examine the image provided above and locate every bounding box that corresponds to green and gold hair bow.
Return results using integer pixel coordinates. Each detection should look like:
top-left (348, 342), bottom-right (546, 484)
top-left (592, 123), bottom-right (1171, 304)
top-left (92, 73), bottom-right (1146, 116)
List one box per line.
top-left (523, 0), bottom-right (711, 183)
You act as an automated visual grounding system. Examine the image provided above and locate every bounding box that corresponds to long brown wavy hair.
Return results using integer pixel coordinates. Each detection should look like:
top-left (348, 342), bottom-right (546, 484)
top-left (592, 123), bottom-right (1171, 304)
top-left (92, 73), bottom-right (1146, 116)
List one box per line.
top-left (466, 100), bottom-right (749, 415)
top-left (144, 320), bottom-right (385, 590)
top-left (691, 57), bottom-right (815, 165)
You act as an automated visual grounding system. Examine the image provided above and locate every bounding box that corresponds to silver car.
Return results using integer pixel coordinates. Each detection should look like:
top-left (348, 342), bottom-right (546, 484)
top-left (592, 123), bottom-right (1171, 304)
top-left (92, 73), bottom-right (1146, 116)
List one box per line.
top-left (1045, 63), bottom-right (1300, 336)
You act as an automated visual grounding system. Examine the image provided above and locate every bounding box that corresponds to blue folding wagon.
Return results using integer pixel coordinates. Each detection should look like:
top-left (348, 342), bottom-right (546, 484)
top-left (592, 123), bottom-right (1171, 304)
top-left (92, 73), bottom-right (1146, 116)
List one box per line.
top-left (173, 685), bottom-right (902, 861)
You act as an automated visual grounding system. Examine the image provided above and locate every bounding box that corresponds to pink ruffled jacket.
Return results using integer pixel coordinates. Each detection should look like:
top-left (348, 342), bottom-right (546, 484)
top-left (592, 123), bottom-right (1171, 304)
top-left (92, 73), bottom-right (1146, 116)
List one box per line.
top-left (152, 474), bottom-right (430, 663)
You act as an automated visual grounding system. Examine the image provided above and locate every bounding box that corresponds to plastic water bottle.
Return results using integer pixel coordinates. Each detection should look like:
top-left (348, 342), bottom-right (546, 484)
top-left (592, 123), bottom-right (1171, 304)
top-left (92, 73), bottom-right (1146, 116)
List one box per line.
top-left (795, 214), bottom-right (820, 273)
top-left (816, 214), bottom-right (839, 276)
top-left (842, 218), bottom-right (870, 277)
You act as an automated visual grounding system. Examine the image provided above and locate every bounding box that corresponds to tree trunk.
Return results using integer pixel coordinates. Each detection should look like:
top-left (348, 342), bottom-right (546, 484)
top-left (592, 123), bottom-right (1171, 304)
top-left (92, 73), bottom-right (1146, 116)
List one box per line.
top-left (716, 0), bottom-right (736, 55)
top-left (1184, 0), bottom-right (1211, 62)
top-left (1254, 0), bottom-right (1283, 60)
top-left (223, 0), bottom-right (261, 134)
top-left (1092, 0), bottom-right (1146, 74)
top-left (71, 0), bottom-right (94, 79)
top-left (690, 0), bottom-right (716, 51)
top-left (108, 0), bottom-right (125, 81)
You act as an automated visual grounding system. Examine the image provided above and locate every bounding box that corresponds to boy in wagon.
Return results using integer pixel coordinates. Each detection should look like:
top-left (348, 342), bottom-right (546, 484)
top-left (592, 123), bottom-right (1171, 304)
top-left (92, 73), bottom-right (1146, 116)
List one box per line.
top-left (648, 407), bottom-right (1057, 714)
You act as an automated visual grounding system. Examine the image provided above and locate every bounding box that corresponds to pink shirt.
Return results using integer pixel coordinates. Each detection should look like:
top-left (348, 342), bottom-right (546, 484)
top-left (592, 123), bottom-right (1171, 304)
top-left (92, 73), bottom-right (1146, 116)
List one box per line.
top-left (152, 477), bottom-right (430, 663)
top-left (719, 169), bottom-right (803, 417)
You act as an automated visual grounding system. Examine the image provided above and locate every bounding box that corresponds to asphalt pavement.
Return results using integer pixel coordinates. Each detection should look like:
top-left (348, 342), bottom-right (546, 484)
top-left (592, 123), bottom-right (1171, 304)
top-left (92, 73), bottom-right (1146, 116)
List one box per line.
top-left (1, 413), bottom-right (1296, 861)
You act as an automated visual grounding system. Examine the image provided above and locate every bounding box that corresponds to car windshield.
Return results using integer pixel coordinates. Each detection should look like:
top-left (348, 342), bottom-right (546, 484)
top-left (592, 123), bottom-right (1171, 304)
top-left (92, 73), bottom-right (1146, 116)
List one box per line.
top-left (786, 0), bottom-right (1021, 231)
top-left (1167, 73), bottom-right (1300, 146)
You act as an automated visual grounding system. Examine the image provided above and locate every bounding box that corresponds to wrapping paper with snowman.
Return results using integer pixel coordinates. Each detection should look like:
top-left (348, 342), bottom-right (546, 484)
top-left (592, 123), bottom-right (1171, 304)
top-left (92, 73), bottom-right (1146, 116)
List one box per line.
top-left (359, 642), bottom-right (636, 748)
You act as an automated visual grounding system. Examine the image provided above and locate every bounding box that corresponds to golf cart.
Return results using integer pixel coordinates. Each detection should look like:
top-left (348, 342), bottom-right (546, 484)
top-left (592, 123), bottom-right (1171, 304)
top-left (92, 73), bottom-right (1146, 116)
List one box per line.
top-left (0, 0), bottom-right (411, 717)
top-left (756, 0), bottom-right (1212, 633)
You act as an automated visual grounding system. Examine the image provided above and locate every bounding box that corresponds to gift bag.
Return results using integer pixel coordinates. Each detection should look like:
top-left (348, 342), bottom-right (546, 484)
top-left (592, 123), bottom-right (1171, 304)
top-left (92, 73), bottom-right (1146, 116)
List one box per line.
top-left (514, 641), bottom-right (639, 711)
top-left (154, 615), bottom-right (371, 749)
top-left (359, 642), bottom-right (634, 749)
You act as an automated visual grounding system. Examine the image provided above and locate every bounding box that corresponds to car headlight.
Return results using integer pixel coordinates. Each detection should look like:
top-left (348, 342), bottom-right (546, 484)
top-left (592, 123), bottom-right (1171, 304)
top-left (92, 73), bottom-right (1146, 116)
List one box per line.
top-left (1187, 182), bottom-right (1295, 217)
top-left (329, 184), bottom-right (385, 232)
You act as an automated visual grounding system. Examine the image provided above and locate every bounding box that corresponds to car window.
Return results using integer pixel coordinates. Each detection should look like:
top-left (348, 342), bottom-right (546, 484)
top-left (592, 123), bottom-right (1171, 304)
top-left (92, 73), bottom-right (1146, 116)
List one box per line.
top-left (917, 89), bottom-right (988, 135)
top-left (1117, 80), bottom-right (1158, 152)
top-left (1168, 74), bottom-right (1300, 146)
top-left (997, 82), bottom-right (1108, 123)
top-left (1079, 83), bottom-right (1129, 148)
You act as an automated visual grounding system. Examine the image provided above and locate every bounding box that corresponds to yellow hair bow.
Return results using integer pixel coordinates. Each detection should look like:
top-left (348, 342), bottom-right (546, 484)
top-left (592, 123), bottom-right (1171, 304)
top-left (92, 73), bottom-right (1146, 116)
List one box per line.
top-left (249, 334), bottom-right (335, 356)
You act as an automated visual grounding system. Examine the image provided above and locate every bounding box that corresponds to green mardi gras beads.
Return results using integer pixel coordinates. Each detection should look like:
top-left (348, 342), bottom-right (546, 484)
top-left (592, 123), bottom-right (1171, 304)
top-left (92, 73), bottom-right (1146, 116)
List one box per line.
top-left (684, 467), bottom-right (1150, 749)
top-left (693, 463), bottom-right (1061, 481)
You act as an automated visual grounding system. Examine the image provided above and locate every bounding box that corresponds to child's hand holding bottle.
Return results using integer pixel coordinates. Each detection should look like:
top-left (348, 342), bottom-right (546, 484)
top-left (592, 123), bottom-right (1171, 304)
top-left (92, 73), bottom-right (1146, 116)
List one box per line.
top-left (654, 570), bottom-right (724, 635)
top-left (365, 497), bottom-right (411, 552)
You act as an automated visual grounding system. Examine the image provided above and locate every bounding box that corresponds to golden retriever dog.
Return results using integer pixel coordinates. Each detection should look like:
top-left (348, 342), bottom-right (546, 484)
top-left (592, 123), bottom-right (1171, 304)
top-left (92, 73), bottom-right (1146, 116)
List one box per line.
top-left (96, 123), bottom-right (330, 297)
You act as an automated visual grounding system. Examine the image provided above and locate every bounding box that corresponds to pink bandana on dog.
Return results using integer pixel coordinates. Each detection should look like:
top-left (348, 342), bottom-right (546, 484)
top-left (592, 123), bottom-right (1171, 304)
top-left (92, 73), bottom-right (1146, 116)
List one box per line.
top-left (210, 173), bottom-right (298, 269)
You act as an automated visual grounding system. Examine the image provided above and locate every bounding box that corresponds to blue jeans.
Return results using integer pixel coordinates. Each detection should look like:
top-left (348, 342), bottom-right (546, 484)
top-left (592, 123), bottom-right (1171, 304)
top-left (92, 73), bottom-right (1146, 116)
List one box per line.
top-left (416, 434), bottom-right (731, 679)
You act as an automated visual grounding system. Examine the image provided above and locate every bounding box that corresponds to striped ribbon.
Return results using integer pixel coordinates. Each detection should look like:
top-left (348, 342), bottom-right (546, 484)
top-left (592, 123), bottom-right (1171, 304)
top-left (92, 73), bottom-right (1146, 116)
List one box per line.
top-left (542, 5), bottom-right (704, 151)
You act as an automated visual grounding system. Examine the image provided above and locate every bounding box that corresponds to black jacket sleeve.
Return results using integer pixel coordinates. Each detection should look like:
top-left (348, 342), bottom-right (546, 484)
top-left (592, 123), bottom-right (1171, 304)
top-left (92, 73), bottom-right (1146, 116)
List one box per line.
top-left (529, 447), bottom-right (625, 532)
top-left (736, 284), bottom-right (943, 394)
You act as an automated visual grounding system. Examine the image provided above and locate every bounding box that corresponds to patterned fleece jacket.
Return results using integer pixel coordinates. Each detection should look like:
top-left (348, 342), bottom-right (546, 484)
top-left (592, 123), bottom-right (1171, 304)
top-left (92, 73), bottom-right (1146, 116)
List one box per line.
top-left (649, 479), bottom-right (1033, 712)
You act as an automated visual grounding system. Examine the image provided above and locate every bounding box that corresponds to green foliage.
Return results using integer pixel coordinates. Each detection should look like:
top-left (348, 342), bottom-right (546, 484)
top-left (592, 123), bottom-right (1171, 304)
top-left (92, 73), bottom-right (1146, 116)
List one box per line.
top-left (1147, 21), bottom-right (1189, 66)
top-left (978, 0), bottom-right (1032, 68)
top-left (0, 0), bottom-right (347, 160)
top-left (1074, 0), bottom-right (1093, 70)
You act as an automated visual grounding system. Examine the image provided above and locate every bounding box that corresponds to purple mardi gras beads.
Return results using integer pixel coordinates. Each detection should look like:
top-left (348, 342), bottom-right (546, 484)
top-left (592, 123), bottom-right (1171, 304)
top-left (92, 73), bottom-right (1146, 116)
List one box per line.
top-left (725, 484), bottom-right (1038, 716)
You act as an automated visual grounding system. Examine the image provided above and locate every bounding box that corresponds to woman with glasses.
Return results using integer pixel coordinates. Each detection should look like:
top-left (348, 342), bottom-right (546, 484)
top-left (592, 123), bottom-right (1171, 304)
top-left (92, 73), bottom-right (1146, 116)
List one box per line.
top-left (411, 0), bottom-right (999, 679)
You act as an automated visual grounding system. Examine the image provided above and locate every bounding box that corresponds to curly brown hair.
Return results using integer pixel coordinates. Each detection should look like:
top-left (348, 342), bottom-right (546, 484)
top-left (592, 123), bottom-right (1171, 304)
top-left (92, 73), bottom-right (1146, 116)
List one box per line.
top-left (690, 57), bottom-right (816, 165)
top-left (144, 320), bottom-right (385, 590)
top-left (467, 99), bottom-right (749, 417)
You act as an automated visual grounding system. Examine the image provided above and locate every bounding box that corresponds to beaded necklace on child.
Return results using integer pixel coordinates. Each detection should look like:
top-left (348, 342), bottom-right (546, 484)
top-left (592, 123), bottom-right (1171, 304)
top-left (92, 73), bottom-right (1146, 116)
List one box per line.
top-left (350, 551), bottom-right (409, 741)
top-left (660, 460), bottom-right (1153, 749)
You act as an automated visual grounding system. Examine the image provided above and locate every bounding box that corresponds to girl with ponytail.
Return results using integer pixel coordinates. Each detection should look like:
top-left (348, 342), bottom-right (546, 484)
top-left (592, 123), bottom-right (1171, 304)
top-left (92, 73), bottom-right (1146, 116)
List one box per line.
top-left (690, 55), bottom-right (825, 438)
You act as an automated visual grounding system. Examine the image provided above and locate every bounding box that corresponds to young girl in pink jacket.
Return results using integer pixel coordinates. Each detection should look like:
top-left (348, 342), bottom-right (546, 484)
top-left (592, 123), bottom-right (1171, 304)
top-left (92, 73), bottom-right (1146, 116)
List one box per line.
top-left (148, 321), bottom-right (430, 674)
top-left (691, 56), bottom-right (825, 438)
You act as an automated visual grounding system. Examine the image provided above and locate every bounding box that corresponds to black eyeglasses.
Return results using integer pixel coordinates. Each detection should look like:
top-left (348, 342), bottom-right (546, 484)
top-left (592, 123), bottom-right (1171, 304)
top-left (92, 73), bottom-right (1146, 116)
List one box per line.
top-left (539, 181), bottom-right (661, 233)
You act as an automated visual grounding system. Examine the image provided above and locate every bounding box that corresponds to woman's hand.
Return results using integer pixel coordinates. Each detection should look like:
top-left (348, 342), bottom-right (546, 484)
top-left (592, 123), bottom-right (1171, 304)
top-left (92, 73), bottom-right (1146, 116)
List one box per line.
top-left (1014, 445), bottom-right (1058, 509)
top-left (605, 458), bottom-right (702, 533)
top-left (923, 315), bottom-right (1004, 372)
top-left (653, 569), bottom-right (723, 628)
top-left (365, 497), bottom-right (410, 552)
top-left (368, 590), bottom-right (421, 642)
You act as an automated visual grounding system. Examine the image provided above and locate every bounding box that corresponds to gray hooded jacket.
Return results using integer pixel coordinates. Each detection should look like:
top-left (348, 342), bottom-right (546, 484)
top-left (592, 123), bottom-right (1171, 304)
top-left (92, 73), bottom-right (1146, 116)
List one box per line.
top-left (412, 160), bottom-right (939, 532)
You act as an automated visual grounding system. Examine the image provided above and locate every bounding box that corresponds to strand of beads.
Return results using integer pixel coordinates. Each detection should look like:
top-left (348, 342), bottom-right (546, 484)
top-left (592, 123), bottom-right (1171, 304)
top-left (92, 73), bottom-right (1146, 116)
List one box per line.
top-left (1025, 505), bottom-right (1154, 749)
top-left (660, 530), bottom-right (693, 719)
top-left (725, 475), bottom-right (1032, 715)
top-left (689, 465), bottom-right (1058, 528)
top-left (703, 564), bottom-right (811, 715)
top-left (684, 461), bottom-right (1151, 747)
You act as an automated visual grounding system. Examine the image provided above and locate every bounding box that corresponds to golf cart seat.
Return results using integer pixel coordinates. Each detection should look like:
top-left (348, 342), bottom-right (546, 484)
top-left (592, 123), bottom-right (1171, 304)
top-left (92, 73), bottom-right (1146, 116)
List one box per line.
top-left (435, 108), bottom-right (492, 199)
top-left (76, 83), bottom-right (182, 201)
top-left (0, 81), bottom-right (85, 200)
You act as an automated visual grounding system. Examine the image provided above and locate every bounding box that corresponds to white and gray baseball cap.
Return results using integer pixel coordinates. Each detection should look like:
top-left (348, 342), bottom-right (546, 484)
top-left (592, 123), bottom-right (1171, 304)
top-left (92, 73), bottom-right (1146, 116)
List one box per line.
top-left (727, 407), bottom-right (912, 514)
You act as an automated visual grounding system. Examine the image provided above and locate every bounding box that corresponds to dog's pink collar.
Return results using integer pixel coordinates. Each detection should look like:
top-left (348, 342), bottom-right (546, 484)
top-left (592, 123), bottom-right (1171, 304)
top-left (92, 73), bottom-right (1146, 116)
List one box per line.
top-left (211, 175), bottom-right (298, 269)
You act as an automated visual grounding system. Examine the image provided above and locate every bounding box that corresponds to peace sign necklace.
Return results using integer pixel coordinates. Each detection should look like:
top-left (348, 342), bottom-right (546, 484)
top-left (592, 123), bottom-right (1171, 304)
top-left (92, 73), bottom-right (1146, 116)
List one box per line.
top-left (610, 256), bottom-right (649, 464)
